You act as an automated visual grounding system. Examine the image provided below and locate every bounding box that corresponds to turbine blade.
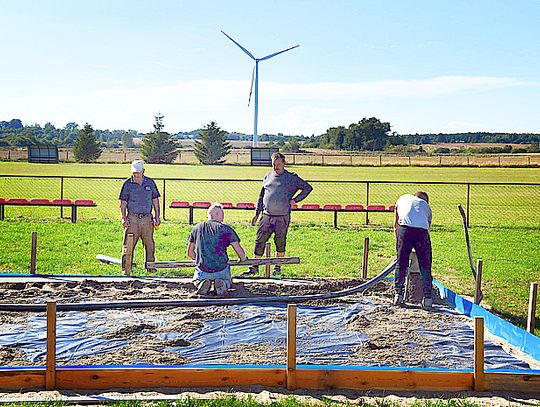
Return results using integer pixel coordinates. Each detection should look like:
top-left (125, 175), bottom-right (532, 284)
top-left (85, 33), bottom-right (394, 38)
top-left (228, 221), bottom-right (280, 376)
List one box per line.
top-left (259, 44), bottom-right (300, 61)
top-left (248, 64), bottom-right (255, 106)
top-left (221, 30), bottom-right (256, 60)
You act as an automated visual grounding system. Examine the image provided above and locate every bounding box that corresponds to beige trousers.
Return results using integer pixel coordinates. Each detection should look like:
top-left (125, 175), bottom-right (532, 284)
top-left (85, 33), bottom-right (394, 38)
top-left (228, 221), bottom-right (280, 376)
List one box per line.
top-left (122, 214), bottom-right (155, 271)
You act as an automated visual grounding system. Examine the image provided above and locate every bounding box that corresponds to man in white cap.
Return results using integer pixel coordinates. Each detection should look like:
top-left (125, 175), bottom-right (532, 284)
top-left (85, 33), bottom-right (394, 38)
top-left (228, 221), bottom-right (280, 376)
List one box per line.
top-left (119, 160), bottom-right (161, 272)
top-left (187, 202), bottom-right (247, 296)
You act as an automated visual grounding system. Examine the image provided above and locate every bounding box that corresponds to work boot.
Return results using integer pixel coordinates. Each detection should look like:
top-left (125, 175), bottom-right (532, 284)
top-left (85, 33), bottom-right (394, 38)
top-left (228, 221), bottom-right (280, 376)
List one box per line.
top-left (393, 293), bottom-right (404, 306)
top-left (214, 279), bottom-right (228, 296)
top-left (422, 297), bottom-right (433, 310)
top-left (196, 280), bottom-right (211, 295)
top-left (273, 265), bottom-right (282, 276)
top-left (244, 265), bottom-right (259, 276)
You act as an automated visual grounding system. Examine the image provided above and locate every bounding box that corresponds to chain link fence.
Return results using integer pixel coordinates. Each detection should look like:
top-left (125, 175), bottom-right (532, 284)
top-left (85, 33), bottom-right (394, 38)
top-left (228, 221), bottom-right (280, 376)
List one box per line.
top-left (1, 147), bottom-right (539, 167)
top-left (0, 175), bottom-right (538, 228)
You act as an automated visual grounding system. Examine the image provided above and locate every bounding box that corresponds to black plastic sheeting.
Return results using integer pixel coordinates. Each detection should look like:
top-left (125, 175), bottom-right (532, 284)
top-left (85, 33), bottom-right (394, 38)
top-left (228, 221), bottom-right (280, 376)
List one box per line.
top-left (0, 301), bottom-right (533, 370)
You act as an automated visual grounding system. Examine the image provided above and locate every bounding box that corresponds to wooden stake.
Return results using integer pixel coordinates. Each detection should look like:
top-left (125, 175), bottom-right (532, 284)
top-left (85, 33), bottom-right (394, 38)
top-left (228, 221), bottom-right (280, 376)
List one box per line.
top-left (30, 232), bottom-right (37, 274)
top-left (287, 304), bottom-right (297, 390)
top-left (46, 301), bottom-right (57, 390)
top-left (362, 237), bottom-right (369, 278)
top-left (124, 233), bottom-right (134, 276)
top-left (265, 242), bottom-right (271, 278)
top-left (474, 316), bottom-right (485, 392)
top-left (527, 282), bottom-right (538, 334)
top-left (474, 259), bottom-right (483, 305)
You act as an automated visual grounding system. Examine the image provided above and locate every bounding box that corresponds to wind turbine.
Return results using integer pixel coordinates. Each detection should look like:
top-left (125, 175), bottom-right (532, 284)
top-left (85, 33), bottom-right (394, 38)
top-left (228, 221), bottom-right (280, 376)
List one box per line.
top-left (221, 30), bottom-right (299, 147)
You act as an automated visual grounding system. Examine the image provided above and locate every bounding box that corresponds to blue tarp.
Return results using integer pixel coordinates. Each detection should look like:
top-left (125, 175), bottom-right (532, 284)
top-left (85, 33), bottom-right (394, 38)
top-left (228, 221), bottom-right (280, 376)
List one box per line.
top-left (0, 299), bottom-right (534, 369)
top-left (433, 279), bottom-right (540, 361)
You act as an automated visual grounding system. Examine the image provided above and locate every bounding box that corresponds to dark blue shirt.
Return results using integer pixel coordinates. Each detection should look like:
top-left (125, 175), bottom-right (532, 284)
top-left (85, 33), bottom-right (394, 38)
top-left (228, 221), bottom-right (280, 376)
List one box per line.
top-left (119, 176), bottom-right (160, 214)
top-left (188, 220), bottom-right (240, 273)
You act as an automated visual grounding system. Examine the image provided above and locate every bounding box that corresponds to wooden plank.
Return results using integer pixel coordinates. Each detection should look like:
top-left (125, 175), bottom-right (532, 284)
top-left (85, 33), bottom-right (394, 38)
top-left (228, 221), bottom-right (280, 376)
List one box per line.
top-left (147, 257), bottom-right (300, 269)
top-left (0, 369), bottom-right (45, 390)
top-left (527, 282), bottom-right (538, 334)
top-left (30, 231), bottom-right (37, 274)
top-left (124, 233), bottom-right (134, 276)
top-left (287, 304), bottom-right (297, 390)
top-left (474, 316), bottom-right (485, 391)
top-left (265, 242), bottom-right (271, 278)
top-left (474, 259), bottom-right (483, 305)
top-left (362, 237), bottom-right (369, 278)
top-left (55, 368), bottom-right (286, 390)
top-left (294, 369), bottom-right (473, 391)
top-left (46, 301), bottom-right (56, 390)
top-left (485, 372), bottom-right (540, 394)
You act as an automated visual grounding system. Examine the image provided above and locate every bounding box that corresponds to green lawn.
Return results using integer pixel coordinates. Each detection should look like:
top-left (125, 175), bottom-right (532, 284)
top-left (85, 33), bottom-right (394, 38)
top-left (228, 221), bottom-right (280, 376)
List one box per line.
top-left (0, 163), bottom-right (539, 335)
top-left (2, 161), bottom-right (540, 182)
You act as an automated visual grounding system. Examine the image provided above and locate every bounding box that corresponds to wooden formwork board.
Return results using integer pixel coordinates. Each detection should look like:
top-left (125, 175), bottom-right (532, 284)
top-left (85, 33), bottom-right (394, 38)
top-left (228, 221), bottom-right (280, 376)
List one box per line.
top-left (1, 367), bottom-right (540, 393)
top-left (294, 369), bottom-right (474, 392)
top-left (485, 372), bottom-right (540, 393)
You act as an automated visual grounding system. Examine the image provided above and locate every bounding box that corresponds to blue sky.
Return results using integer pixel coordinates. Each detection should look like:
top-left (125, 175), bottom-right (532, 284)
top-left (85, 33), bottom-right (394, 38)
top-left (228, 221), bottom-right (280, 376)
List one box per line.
top-left (1, 0), bottom-right (539, 136)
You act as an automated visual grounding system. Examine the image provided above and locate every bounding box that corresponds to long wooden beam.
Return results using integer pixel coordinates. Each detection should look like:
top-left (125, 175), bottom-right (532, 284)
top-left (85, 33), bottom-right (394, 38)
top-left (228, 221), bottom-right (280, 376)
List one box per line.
top-left (1, 367), bottom-right (539, 393)
top-left (147, 257), bottom-right (300, 269)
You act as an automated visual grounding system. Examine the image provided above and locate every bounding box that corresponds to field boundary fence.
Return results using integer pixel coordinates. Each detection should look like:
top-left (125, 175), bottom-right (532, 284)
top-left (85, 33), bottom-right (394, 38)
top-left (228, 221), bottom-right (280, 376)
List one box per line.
top-left (1, 147), bottom-right (539, 167)
top-left (0, 175), bottom-right (538, 228)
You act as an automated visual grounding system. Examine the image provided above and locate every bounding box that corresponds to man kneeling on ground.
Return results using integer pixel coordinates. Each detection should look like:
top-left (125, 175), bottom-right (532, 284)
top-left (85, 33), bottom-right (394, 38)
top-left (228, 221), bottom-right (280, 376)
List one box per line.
top-left (187, 202), bottom-right (247, 296)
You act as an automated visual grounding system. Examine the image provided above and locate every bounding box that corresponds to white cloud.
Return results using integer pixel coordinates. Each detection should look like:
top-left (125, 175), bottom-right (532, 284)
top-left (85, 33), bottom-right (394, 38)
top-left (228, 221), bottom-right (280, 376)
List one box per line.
top-left (0, 76), bottom-right (532, 134)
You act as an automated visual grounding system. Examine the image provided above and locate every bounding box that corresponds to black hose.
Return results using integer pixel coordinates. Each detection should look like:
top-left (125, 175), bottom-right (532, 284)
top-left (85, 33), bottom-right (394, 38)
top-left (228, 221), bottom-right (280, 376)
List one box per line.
top-left (0, 260), bottom-right (396, 312)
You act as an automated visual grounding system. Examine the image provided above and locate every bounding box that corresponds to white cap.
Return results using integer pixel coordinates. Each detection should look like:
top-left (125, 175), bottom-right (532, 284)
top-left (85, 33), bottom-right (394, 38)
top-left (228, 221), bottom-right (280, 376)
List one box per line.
top-left (130, 160), bottom-right (145, 173)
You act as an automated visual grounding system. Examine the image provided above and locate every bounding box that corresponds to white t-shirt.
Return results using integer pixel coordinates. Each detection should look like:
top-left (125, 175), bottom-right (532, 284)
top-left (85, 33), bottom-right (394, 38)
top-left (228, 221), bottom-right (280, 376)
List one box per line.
top-left (395, 194), bottom-right (432, 231)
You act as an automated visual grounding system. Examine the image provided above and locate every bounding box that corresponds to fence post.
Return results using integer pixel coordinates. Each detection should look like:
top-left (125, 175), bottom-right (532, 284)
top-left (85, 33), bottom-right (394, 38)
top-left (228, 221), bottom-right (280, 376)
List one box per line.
top-left (362, 237), bottom-right (369, 278)
top-left (8, 150), bottom-right (10, 161)
top-left (474, 316), bottom-right (485, 391)
top-left (379, 155), bottom-right (382, 166)
top-left (466, 183), bottom-right (471, 227)
top-left (286, 304), bottom-right (297, 390)
top-left (365, 182), bottom-right (370, 225)
top-left (30, 232), bottom-right (37, 274)
top-left (46, 301), bottom-right (57, 390)
top-left (527, 282), bottom-right (538, 334)
top-left (264, 242), bottom-right (271, 278)
top-left (162, 179), bottom-right (166, 221)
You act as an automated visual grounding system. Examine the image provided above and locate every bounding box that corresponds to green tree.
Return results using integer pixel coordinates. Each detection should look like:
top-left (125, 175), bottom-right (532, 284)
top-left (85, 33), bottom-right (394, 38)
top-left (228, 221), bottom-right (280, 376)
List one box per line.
top-left (121, 131), bottom-right (134, 149)
top-left (141, 113), bottom-right (178, 163)
top-left (282, 136), bottom-right (302, 152)
top-left (73, 123), bottom-right (102, 162)
top-left (193, 121), bottom-right (231, 165)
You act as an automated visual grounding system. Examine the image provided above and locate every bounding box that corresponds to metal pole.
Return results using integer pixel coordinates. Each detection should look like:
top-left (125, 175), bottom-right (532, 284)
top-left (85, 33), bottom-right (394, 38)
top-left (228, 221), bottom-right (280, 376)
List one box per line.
top-left (162, 179), bottom-right (166, 221)
top-left (466, 183), bottom-right (471, 227)
top-left (365, 182), bottom-right (370, 225)
top-left (253, 61), bottom-right (259, 147)
top-left (60, 177), bottom-right (64, 219)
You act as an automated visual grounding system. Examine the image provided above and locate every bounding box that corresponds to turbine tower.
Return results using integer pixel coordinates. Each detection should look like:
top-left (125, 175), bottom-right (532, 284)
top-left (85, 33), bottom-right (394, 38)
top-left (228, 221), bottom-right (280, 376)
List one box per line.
top-left (221, 30), bottom-right (299, 147)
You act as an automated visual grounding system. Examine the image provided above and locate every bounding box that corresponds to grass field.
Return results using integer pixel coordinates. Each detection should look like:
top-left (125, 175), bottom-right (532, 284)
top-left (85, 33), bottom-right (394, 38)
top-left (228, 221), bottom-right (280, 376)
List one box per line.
top-left (0, 162), bottom-right (539, 336)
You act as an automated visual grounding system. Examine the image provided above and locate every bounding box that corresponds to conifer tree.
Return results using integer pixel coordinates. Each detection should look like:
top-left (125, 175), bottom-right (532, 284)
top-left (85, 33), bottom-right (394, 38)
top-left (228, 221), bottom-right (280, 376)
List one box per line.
top-left (73, 123), bottom-right (102, 162)
top-left (141, 113), bottom-right (178, 163)
top-left (193, 121), bottom-right (231, 165)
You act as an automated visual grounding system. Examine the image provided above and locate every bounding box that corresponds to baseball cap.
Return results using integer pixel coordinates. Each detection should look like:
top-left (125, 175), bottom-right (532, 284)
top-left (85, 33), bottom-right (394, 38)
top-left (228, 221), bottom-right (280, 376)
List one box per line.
top-left (130, 160), bottom-right (145, 173)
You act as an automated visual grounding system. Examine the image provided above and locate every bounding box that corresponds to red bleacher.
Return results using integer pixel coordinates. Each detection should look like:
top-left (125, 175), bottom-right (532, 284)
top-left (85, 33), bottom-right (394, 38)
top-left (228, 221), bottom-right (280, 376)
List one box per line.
top-left (0, 198), bottom-right (96, 223)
